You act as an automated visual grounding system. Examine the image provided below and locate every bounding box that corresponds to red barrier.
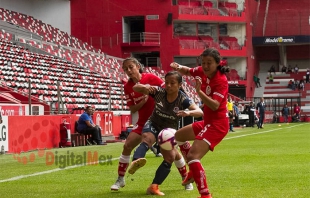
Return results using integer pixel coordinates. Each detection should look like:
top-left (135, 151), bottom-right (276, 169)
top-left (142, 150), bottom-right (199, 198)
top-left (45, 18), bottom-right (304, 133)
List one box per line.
top-left (4, 112), bottom-right (129, 154)
top-left (121, 114), bottom-right (131, 131)
top-left (92, 111), bottom-right (113, 136)
top-left (112, 115), bottom-right (122, 138)
top-left (264, 111), bottom-right (274, 123)
top-left (7, 115), bottom-right (72, 153)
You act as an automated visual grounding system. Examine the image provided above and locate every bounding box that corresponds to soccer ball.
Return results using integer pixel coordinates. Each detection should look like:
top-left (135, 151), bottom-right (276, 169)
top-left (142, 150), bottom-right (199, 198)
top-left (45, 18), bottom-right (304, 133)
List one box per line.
top-left (158, 128), bottom-right (177, 150)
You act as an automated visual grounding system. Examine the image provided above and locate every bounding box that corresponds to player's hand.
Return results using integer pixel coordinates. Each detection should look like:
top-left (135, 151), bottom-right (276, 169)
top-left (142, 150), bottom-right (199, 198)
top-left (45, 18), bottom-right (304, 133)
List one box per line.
top-left (176, 110), bottom-right (190, 117)
top-left (170, 62), bottom-right (179, 70)
top-left (194, 76), bottom-right (202, 92)
top-left (148, 86), bottom-right (157, 94)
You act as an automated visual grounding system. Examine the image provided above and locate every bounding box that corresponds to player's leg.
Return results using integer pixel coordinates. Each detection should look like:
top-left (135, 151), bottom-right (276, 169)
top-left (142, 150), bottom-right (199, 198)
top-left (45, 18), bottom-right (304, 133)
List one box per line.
top-left (185, 122), bottom-right (228, 198)
top-left (174, 149), bottom-right (193, 190)
top-left (146, 148), bottom-right (176, 195)
top-left (186, 139), bottom-right (211, 197)
top-left (110, 129), bottom-right (142, 191)
top-left (128, 122), bottom-right (157, 174)
top-left (175, 121), bottom-right (201, 162)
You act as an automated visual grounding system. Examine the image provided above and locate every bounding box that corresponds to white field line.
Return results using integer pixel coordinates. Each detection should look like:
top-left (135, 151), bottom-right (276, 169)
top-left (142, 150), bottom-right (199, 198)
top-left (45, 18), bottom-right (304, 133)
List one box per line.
top-left (0, 123), bottom-right (308, 183)
top-left (224, 123), bottom-right (308, 140)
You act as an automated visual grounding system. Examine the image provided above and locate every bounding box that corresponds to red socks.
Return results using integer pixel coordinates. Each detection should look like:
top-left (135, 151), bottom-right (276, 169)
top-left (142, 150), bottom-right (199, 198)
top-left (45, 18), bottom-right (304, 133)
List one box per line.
top-left (188, 160), bottom-right (209, 195)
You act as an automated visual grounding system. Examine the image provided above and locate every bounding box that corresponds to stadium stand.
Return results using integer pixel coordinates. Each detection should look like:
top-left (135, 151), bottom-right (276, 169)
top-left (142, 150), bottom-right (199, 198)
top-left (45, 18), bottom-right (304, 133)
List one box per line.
top-left (0, 8), bottom-right (201, 114)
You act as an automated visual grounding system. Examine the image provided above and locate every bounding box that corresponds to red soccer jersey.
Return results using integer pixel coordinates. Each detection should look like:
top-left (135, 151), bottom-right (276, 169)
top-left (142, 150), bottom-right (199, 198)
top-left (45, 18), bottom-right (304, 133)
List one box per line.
top-left (124, 73), bottom-right (164, 126)
top-left (189, 66), bottom-right (228, 122)
top-left (294, 106), bottom-right (301, 114)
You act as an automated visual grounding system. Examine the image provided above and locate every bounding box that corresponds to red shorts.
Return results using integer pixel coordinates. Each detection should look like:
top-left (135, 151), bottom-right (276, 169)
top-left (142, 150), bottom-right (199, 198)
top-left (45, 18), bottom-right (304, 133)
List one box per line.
top-left (130, 124), bottom-right (144, 135)
top-left (192, 119), bottom-right (228, 151)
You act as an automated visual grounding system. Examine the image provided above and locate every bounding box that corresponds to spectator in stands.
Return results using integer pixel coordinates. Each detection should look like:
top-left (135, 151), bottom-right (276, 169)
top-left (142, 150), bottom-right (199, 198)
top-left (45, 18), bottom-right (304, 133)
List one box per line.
top-left (294, 79), bottom-right (299, 89)
top-left (294, 65), bottom-right (299, 74)
top-left (111, 57), bottom-right (164, 191)
top-left (291, 80), bottom-right (296, 90)
top-left (282, 104), bottom-right (290, 123)
top-left (293, 103), bottom-right (301, 121)
top-left (227, 96), bottom-right (235, 132)
top-left (281, 65), bottom-right (287, 73)
top-left (256, 97), bottom-right (266, 129)
top-left (306, 69), bottom-right (310, 83)
top-left (269, 74), bottom-right (274, 83)
top-left (77, 106), bottom-right (105, 145)
top-left (253, 74), bottom-right (261, 88)
top-left (233, 101), bottom-right (240, 127)
top-left (299, 80), bottom-right (305, 91)
top-left (269, 65), bottom-right (276, 74)
top-left (287, 65), bottom-right (293, 73)
top-left (288, 80), bottom-right (294, 90)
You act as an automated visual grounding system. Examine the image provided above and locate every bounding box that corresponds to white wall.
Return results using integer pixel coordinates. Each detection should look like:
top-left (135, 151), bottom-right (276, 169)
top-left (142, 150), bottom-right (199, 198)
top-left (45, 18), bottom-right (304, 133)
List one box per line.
top-left (228, 57), bottom-right (247, 79)
top-left (0, 0), bottom-right (70, 33)
top-left (227, 23), bottom-right (246, 45)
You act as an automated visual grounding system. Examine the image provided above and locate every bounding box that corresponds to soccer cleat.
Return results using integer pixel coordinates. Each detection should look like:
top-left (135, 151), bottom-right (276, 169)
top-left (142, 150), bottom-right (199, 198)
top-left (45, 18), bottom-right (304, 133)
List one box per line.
top-left (128, 158), bottom-right (147, 175)
top-left (155, 153), bottom-right (163, 157)
top-left (110, 176), bottom-right (125, 191)
top-left (197, 194), bottom-right (212, 198)
top-left (150, 146), bottom-right (157, 155)
top-left (184, 182), bottom-right (194, 190)
top-left (146, 184), bottom-right (165, 196)
top-left (182, 171), bottom-right (194, 186)
top-left (182, 176), bottom-right (193, 190)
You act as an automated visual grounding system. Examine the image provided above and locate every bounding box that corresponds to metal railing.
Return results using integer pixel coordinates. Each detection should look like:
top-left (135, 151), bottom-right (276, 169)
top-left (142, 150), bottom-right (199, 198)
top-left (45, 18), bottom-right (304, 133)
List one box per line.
top-left (122, 32), bottom-right (160, 45)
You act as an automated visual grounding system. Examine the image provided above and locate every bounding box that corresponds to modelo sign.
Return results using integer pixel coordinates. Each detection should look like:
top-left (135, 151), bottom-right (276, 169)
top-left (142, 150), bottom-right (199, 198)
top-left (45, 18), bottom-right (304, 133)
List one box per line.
top-left (264, 37), bottom-right (295, 44)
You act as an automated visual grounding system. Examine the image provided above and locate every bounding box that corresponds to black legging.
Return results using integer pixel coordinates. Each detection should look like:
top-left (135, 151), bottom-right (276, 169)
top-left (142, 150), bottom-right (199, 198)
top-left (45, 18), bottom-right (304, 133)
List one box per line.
top-left (79, 126), bottom-right (102, 144)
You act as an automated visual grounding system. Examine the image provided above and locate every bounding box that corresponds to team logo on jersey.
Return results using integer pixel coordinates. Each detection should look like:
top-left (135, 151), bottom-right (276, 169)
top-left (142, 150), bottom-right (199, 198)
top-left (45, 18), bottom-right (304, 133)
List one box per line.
top-left (206, 85), bottom-right (211, 95)
top-left (173, 107), bottom-right (179, 113)
top-left (206, 78), bottom-right (210, 84)
top-left (157, 101), bottom-right (163, 107)
top-left (130, 92), bottom-right (135, 96)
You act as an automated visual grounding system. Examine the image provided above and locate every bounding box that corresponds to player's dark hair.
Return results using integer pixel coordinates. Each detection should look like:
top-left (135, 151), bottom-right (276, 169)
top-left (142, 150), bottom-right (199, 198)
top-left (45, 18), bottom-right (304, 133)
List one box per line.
top-left (165, 71), bottom-right (182, 83)
top-left (165, 71), bottom-right (188, 96)
top-left (200, 48), bottom-right (230, 74)
top-left (122, 57), bottom-right (144, 73)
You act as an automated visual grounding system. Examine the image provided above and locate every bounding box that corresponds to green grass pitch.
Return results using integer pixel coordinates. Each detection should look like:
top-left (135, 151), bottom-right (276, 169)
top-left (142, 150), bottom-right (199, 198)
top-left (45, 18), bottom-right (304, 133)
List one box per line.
top-left (0, 122), bottom-right (309, 198)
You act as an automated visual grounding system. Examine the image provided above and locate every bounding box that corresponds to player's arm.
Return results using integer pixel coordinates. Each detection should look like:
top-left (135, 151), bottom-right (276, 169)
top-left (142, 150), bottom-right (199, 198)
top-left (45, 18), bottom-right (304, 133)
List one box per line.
top-left (170, 62), bottom-right (191, 76)
top-left (133, 84), bottom-right (158, 95)
top-left (85, 120), bottom-right (95, 127)
top-left (194, 77), bottom-right (221, 111)
top-left (124, 88), bottom-right (147, 114)
top-left (185, 103), bottom-right (203, 118)
top-left (177, 98), bottom-right (203, 118)
top-left (198, 91), bottom-right (220, 111)
top-left (128, 96), bottom-right (148, 114)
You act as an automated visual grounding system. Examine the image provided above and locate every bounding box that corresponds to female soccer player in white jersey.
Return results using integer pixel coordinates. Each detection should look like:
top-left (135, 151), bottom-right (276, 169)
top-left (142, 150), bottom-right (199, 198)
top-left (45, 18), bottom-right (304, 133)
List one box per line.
top-left (170, 48), bottom-right (230, 198)
top-left (128, 71), bottom-right (203, 195)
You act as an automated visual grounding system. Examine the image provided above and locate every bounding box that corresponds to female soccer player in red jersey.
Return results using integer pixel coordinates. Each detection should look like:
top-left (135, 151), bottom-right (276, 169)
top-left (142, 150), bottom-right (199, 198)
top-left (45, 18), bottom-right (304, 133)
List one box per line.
top-left (170, 48), bottom-right (230, 198)
top-left (110, 57), bottom-right (164, 191)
